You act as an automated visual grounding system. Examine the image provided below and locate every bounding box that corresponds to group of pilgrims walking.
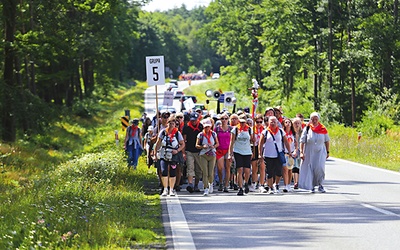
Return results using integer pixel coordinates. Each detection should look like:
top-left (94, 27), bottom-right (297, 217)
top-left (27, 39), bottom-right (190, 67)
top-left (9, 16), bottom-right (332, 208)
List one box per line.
top-left (128, 105), bottom-right (330, 197)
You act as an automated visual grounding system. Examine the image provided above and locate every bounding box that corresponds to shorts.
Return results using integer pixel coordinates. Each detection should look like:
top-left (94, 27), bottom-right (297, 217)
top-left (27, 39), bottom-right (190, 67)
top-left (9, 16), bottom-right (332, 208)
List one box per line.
top-left (251, 145), bottom-right (260, 161)
top-left (216, 149), bottom-right (229, 160)
top-left (234, 152), bottom-right (251, 169)
top-left (264, 157), bottom-right (283, 178)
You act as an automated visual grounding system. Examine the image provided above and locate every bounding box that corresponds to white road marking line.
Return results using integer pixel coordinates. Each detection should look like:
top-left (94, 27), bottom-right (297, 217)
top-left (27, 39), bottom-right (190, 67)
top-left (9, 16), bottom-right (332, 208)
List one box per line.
top-left (361, 203), bottom-right (400, 217)
top-left (166, 197), bottom-right (196, 250)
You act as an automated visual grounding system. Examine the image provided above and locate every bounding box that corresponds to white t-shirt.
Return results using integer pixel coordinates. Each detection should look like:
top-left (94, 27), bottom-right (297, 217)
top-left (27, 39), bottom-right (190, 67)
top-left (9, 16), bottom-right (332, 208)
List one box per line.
top-left (262, 128), bottom-right (286, 158)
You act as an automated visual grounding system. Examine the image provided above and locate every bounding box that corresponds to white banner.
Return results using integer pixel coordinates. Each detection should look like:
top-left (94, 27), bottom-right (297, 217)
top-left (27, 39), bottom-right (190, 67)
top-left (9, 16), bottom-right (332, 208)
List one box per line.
top-left (163, 91), bottom-right (174, 106)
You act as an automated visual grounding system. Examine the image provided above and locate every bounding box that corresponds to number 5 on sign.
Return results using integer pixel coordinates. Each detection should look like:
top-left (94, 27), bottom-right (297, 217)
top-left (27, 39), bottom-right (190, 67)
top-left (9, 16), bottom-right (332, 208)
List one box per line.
top-left (146, 56), bottom-right (165, 86)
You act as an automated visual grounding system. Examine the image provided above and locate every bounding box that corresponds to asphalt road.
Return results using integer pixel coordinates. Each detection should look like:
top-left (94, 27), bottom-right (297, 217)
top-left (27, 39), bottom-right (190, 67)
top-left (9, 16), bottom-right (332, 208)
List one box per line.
top-left (144, 82), bottom-right (400, 250)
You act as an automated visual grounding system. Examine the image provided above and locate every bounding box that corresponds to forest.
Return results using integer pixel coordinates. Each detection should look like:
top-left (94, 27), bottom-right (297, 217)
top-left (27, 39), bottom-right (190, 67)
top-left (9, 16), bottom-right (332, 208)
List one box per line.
top-left (1, 0), bottom-right (399, 142)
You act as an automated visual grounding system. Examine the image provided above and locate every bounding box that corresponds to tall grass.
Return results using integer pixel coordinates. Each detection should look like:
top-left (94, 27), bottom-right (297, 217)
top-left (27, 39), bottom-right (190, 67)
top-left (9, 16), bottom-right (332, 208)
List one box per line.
top-left (0, 82), bottom-right (166, 249)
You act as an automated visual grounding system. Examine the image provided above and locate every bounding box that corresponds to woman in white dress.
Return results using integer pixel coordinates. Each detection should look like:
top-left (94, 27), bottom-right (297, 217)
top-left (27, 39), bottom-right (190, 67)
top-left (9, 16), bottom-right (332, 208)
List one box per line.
top-left (299, 112), bottom-right (330, 193)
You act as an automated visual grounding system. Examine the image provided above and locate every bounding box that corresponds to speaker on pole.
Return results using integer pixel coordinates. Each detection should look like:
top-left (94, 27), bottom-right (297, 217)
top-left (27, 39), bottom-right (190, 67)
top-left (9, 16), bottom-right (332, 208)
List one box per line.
top-left (213, 91), bottom-right (221, 99)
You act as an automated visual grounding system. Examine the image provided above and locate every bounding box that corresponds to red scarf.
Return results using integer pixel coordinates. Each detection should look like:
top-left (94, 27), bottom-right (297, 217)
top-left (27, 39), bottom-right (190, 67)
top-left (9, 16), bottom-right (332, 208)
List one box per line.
top-left (255, 125), bottom-right (264, 135)
top-left (278, 116), bottom-right (283, 124)
top-left (130, 125), bottom-right (138, 137)
top-left (237, 123), bottom-right (249, 132)
top-left (167, 128), bottom-right (178, 141)
top-left (286, 129), bottom-right (293, 143)
top-left (309, 122), bottom-right (328, 134)
top-left (179, 121), bottom-right (184, 132)
top-left (188, 121), bottom-right (201, 132)
top-left (267, 126), bottom-right (279, 135)
top-left (203, 129), bottom-right (212, 144)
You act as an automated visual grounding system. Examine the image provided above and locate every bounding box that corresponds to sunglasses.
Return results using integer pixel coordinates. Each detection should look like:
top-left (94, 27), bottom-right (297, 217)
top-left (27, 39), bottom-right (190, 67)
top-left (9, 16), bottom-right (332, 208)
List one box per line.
top-left (220, 118), bottom-right (228, 120)
top-left (256, 121), bottom-right (263, 124)
top-left (177, 116), bottom-right (183, 119)
top-left (162, 115), bottom-right (170, 119)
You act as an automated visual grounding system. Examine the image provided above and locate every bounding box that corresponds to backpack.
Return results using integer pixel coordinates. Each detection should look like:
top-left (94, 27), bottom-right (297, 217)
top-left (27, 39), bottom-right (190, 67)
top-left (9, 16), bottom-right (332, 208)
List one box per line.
top-left (198, 131), bottom-right (217, 146)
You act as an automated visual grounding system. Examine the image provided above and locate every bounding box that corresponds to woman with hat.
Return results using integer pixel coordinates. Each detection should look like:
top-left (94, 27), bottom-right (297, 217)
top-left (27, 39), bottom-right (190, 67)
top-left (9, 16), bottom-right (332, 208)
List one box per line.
top-left (154, 116), bottom-right (186, 196)
top-left (124, 118), bottom-right (144, 169)
top-left (196, 118), bottom-right (219, 196)
top-left (299, 112), bottom-right (330, 193)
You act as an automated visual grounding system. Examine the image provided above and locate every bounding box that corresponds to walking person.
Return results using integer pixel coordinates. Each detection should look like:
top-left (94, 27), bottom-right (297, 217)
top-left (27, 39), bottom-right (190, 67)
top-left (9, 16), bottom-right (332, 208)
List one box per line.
top-left (124, 118), bottom-right (143, 169)
top-left (292, 117), bottom-right (303, 189)
top-left (250, 114), bottom-right (266, 192)
top-left (154, 116), bottom-right (185, 196)
top-left (282, 118), bottom-right (297, 192)
top-left (196, 118), bottom-right (219, 196)
top-left (259, 116), bottom-right (291, 194)
top-left (215, 113), bottom-right (233, 192)
top-left (143, 125), bottom-right (155, 173)
top-left (182, 112), bottom-right (204, 193)
top-left (229, 116), bottom-right (253, 195)
top-left (299, 112), bottom-right (330, 193)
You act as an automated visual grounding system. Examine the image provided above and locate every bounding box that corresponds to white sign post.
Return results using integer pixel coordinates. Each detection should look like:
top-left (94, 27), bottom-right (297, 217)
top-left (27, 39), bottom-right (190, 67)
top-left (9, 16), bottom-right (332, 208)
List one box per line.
top-left (146, 56), bottom-right (165, 86)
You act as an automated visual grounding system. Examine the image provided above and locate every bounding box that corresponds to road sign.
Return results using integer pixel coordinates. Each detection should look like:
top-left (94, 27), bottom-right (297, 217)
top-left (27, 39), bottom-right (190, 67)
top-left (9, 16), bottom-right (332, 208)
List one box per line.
top-left (218, 93), bottom-right (225, 102)
top-left (183, 98), bottom-right (195, 110)
top-left (163, 91), bottom-right (174, 106)
top-left (146, 56), bottom-right (165, 86)
top-left (121, 116), bottom-right (129, 130)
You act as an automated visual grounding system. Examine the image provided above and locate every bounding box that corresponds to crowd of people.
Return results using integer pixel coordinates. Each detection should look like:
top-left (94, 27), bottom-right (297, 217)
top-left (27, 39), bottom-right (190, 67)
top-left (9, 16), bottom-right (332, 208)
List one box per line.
top-left (126, 106), bottom-right (330, 196)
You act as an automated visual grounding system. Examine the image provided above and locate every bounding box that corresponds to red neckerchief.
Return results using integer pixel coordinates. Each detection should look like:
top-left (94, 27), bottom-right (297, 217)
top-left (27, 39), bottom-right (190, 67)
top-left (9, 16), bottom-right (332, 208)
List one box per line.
top-left (255, 125), bottom-right (263, 135)
top-left (309, 123), bottom-right (328, 134)
top-left (203, 129), bottom-right (212, 144)
top-left (267, 126), bottom-right (279, 135)
top-left (278, 116), bottom-right (283, 124)
top-left (167, 128), bottom-right (178, 141)
top-left (188, 121), bottom-right (201, 132)
top-left (286, 129), bottom-right (293, 143)
top-left (301, 122), bottom-right (307, 129)
top-left (130, 125), bottom-right (138, 136)
top-left (179, 121), bottom-right (184, 132)
top-left (237, 123), bottom-right (249, 132)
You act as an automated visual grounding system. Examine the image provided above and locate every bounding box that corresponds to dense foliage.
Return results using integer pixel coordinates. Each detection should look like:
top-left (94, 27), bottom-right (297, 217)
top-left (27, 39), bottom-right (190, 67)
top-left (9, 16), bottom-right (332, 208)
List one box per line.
top-left (1, 0), bottom-right (400, 142)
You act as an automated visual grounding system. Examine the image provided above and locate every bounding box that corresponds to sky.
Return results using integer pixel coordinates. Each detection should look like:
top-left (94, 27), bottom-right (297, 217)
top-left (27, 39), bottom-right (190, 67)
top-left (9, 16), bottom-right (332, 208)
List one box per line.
top-left (142, 0), bottom-right (212, 12)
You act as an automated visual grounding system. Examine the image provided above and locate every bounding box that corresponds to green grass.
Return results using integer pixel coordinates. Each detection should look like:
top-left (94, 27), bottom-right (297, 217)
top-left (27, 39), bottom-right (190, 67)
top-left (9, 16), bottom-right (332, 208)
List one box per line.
top-left (0, 82), bottom-right (166, 249)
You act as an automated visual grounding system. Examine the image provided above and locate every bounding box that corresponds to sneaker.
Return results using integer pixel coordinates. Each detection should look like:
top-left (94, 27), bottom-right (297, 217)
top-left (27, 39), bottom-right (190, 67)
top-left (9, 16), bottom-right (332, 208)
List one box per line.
top-left (286, 184), bottom-right (292, 192)
top-left (161, 188), bottom-right (168, 196)
top-left (237, 188), bottom-right (244, 196)
top-left (169, 189), bottom-right (176, 196)
top-left (218, 184), bottom-right (223, 192)
top-left (294, 183), bottom-right (299, 189)
top-left (258, 186), bottom-right (266, 193)
top-left (209, 183), bottom-right (214, 194)
top-left (311, 187), bottom-right (315, 193)
top-left (318, 185), bottom-right (326, 193)
top-left (203, 188), bottom-right (209, 196)
top-left (283, 186), bottom-right (288, 193)
top-left (249, 183), bottom-right (256, 192)
top-left (244, 184), bottom-right (249, 194)
top-left (194, 186), bottom-right (201, 192)
top-left (186, 184), bottom-right (194, 193)
top-left (223, 186), bottom-right (229, 193)
top-left (273, 184), bottom-right (279, 193)
top-left (233, 184), bottom-right (239, 190)
top-left (267, 188), bottom-right (274, 194)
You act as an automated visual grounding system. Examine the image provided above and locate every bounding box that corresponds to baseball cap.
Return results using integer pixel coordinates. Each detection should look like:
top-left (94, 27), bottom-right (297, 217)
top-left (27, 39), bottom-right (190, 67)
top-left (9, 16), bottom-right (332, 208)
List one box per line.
top-left (202, 118), bottom-right (212, 127)
top-left (190, 112), bottom-right (199, 121)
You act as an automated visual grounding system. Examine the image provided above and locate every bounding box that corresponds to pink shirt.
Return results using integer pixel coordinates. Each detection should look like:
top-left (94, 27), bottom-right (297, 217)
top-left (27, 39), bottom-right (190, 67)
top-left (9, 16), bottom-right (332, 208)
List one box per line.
top-left (215, 125), bottom-right (231, 150)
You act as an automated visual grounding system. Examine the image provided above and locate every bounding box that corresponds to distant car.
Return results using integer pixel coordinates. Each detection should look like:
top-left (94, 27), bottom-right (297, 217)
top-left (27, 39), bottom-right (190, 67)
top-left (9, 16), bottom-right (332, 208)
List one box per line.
top-left (173, 90), bottom-right (184, 99)
top-left (211, 73), bottom-right (220, 79)
top-left (180, 95), bottom-right (198, 111)
top-left (165, 82), bottom-right (178, 91)
top-left (194, 104), bottom-right (208, 115)
top-left (169, 79), bottom-right (178, 86)
top-left (156, 105), bottom-right (176, 114)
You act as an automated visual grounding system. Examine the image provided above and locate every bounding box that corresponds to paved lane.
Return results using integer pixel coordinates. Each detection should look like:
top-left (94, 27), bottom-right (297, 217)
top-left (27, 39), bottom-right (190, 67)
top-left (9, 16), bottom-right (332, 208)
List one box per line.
top-left (162, 158), bottom-right (400, 250)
